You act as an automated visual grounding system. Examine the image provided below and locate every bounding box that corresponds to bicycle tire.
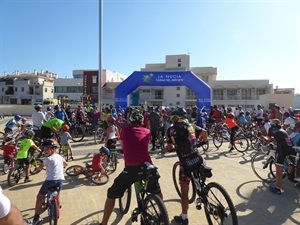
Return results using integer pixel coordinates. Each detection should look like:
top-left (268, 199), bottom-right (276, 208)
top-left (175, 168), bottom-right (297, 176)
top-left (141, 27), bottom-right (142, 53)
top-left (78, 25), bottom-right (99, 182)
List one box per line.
top-left (204, 182), bottom-right (238, 225)
top-left (30, 158), bottom-right (43, 175)
top-left (65, 165), bottom-right (84, 176)
top-left (140, 194), bottom-right (170, 225)
top-left (49, 199), bottom-right (58, 225)
top-left (172, 161), bottom-right (196, 204)
top-left (233, 134), bottom-right (249, 153)
top-left (202, 140), bottom-right (209, 151)
top-left (108, 152), bottom-right (117, 173)
top-left (94, 127), bottom-right (105, 144)
top-left (118, 185), bottom-right (132, 215)
top-left (90, 172), bottom-right (109, 185)
top-left (3, 163), bottom-right (10, 174)
top-left (212, 132), bottom-right (223, 149)
top-left (8, 165), bottom-right (25, 187)
top-left (251, 152), bottom-right (276, 183)
top-left (70, 125), bottom-right (85, 142)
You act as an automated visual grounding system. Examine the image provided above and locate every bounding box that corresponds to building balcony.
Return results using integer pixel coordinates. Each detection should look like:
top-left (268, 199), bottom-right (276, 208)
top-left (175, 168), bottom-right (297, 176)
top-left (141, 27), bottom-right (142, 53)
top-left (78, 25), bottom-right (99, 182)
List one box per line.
top-left (5, 90), bottom-right (14, 95)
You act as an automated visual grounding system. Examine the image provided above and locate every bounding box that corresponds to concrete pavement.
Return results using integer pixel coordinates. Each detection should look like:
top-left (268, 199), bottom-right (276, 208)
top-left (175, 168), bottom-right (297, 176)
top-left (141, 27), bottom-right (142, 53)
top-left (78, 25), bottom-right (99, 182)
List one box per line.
top-left (0, 117), bottom-right (299, 225)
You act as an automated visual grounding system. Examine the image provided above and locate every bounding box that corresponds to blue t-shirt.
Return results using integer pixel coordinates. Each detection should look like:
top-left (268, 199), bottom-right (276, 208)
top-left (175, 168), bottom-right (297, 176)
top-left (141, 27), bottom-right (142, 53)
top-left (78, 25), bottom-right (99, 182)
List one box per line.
top-left (54, 110), bottom-right (66, 121)
top-left (5, 119), bottom-right (18, 130)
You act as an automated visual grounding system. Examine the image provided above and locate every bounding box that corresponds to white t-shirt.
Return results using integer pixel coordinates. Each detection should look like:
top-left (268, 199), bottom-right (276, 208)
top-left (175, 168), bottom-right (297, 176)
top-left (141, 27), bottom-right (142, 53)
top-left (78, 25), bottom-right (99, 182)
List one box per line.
top-left (255, 109), bottom-right (264, 119)
top-left (32, 111), bottom-right (46, 129)
top-left (284, 117), bottom-right (295, 129)
top-left (0, 186), bottom-right (11, 218)
top-left (44, 154), bottom-right (66, 181)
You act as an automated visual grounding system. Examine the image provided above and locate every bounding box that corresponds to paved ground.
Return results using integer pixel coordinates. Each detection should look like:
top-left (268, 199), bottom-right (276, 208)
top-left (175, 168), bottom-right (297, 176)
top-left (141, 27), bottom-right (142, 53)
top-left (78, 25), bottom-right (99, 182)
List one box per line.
top-left (0, 117), bottom-right (300, 225)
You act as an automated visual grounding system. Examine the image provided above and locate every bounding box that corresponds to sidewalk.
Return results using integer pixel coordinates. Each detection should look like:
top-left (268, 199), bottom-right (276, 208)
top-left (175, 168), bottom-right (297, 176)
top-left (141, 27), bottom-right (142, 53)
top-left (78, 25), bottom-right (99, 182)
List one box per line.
top-left (0, 120), bottom-right (299, 224)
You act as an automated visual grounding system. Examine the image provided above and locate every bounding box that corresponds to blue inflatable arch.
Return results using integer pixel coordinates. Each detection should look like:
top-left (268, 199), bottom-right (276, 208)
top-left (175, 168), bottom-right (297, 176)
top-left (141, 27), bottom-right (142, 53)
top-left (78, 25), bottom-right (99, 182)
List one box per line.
top-left (115, 71), bottom-right (212, 110)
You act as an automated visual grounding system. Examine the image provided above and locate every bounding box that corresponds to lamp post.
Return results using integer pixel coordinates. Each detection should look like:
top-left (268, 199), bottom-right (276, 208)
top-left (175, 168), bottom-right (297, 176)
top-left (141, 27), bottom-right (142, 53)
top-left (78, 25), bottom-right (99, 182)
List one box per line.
top-left (77, 83), bottom-right (80, 104)
top-left (98, 0), bottom-right (103, 111)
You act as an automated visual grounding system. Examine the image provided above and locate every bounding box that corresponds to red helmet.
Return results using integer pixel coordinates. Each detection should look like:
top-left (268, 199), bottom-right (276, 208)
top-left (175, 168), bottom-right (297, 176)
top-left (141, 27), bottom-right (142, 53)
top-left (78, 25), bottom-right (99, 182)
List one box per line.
top-left (227, 113), bottom-right (234, 118)
top-left (62, 124), bottom-right (70, 131)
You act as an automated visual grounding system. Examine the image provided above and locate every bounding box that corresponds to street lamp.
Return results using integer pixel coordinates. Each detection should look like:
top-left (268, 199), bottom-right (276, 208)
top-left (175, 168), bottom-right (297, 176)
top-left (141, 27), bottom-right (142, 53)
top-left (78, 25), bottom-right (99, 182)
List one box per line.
top-left (77, 83), bottom-right (80, 104)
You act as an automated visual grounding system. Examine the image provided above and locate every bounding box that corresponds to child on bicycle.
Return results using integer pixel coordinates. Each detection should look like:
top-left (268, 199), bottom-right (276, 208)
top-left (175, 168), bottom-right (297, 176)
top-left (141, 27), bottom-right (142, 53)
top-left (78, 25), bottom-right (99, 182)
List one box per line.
top-left (1, 137), bottom-right (17, 172)
top-left (2, 115), bottom-right (21, 146)
top-left (20, 117), bottom-right (28, 132)
top-left (32, 139), bottom-right (68, 225)
top-left (59, 124), bottom-right (74, 161)
top-left (224, 112), bottom-right (239, 151)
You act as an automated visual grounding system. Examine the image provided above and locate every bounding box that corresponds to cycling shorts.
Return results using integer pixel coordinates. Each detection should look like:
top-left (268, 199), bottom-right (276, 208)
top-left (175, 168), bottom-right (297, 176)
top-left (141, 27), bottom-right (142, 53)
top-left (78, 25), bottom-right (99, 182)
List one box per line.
top-left (107, 164), bottom-right (161, 199)
top-left (39, 180), bottom-right (64, 196)
top-left (4, 128), bottom-right (12, 134)
top-left (41, 126), bottom-right (52, 139)
top-left (179, 161), bottom-right (191, 186)
top-left (17, 158), bottom-right (30, 166)
top-left (275, 142), bottom-right (296, 165)
top-left (3, 156), bottom-right (14, 164)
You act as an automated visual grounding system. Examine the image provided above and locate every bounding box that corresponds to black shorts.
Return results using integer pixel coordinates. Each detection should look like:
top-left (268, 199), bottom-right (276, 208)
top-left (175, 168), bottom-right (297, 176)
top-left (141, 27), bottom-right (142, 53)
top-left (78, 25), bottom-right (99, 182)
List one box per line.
top-left (107, 164), bottom-right (161, 199)
top-left (4, 128), bottom-right (12, 134)
top-left (41, 126), bottom-right (52, 139)
top-left (275, 142), bottom-right (296, 165)
top-left (3, 156), bottom-right (14, 164)
top-left (17, 158), bottom-right (30, 166)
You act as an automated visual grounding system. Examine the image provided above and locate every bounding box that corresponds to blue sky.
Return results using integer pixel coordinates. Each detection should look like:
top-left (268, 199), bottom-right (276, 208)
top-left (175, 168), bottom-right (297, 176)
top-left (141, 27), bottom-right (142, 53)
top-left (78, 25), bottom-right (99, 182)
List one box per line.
top-left (0, 0), bottom-right (299, 93)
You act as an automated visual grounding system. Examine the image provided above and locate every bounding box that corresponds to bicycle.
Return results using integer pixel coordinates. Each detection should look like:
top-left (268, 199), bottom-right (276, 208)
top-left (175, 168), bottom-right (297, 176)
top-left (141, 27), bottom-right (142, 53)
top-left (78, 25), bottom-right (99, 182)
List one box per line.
top-left (41, 186), bottom-right (61, 225)
top-left (213, 126), bottom-right (249, 152)
top-left (252, 144), bottom-right (300, 186)
top-left (154, 127), bottom-right (166, 155)
top-left (172, 161), bottom-right (238, 225)
top-left (65, 163), bottom-right (109, 185)
top-left (118, 163), bottom-right (170, 224)
top-left (59, 144), bottom-right (73, 162)
top-left (94, 121), bottom-right (106, 144)
top-left (7, 152), bottom-right (43, 187)
top-left (69, 122), bottom-right (85, 142)
top-left (103, 148), bottom-right (122, 173)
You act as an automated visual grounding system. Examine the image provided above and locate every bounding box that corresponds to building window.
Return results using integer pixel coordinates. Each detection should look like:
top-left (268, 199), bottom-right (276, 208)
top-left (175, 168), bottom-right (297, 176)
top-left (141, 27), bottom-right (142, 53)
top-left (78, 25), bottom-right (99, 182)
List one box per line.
top-left (51, 89), bottom-right (54, 93)
top-left (15, 87), bottom-right (17, 92)
top-left (177, 94), bottom-right (180, 97)
top-left (92, 76), bottom-right (97, 84)
top-left (178, 63), bottom-right (181, 67)
top-left (176, 101), bottom-right (180, 106)
top-left (177, 87), bottom-right (180, 90)
top-left (154, 90), bottom-right (163, 99)
top-left (178, 59), bottom-right (181, 62)
top-left (2, 88), bottom-right (4, 92)
top-left (91, 86), bottom-right (98, 93)
top-left (227, 89), bottom-right (237, 100)
top-left (201, 76), bottom-right (209, 83)
top-left (186, 89), bottom-right (196, 99)
top-left (241, 89), bottom-right (251, 100)
top-left (45, 88), bottom-right (48, 93)
top-left (213, 89), bottom-right (223, 100)
top-left (22, 87), bottom-right (24, 92)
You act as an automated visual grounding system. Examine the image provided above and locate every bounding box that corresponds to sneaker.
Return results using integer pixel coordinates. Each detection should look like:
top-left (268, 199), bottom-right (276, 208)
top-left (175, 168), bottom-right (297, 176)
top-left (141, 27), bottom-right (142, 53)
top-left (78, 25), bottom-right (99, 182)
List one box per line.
top-left (24, 178), bottom-right (33, 183)
top-left (269, 185), bottom-right (281, 195)
top-left (32, 216), bottom-right (42, 225)
top-left (228, 147), bottom-right (235, 152)
top-left (174, 215), bottom-right (189, 225)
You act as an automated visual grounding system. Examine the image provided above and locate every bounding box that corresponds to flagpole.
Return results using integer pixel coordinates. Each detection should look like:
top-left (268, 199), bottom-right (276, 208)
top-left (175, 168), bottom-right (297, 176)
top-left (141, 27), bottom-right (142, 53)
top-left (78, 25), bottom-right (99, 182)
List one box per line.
top-left (98, 0), bottom-right (103, 111)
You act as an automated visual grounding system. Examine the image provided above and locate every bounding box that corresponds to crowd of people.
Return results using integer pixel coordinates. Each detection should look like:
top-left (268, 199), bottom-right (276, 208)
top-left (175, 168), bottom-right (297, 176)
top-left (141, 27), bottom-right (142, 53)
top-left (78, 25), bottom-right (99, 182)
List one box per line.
top-left (0, 102), bottom-right (300, 224)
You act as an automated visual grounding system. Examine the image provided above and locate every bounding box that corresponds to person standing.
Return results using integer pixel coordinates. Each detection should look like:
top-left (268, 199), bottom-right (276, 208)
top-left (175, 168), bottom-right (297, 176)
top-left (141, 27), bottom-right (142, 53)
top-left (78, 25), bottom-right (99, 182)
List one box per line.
top-left (148, 107), bottom-right (162, 151)
top-left (32, 105), bottom-right (47, 138)
top-left (99, 111), bottom-right (163, 225)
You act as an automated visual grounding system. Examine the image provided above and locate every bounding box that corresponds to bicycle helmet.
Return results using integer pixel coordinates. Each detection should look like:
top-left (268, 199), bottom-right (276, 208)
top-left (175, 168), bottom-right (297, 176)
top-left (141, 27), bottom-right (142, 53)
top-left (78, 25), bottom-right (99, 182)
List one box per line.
top-left (227, 113), bottom-right (235, 118)
top-left (47, 106), bottom-right (52, 111)
top-left (129, 111), bottom-right (144, 124)
top-left (34, 104), bottom-right (42, 110)
top-left (21, 117), bottom-right (27, 122)
top-left (99, 146), bottom-right (110, 156)
top-left (4, 137), bottom-right (14, 145)
top-left (42, 139), bottom-right (58, 148)
top-left (107, 115), bottom-right (116, 123)
top-left (14, 115), bottom-right (21, 121)
top-left (23, 129), bottom-right (35, 138)
top-left (170, 107), bottom-right (187, 118)
top-left (62, 124), bottom-right (70, 131)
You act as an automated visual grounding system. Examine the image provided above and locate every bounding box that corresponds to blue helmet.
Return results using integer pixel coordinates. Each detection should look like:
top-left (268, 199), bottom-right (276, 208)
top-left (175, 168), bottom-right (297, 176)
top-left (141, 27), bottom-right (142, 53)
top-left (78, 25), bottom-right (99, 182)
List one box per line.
top-left (99, 146), bottom-right (110, 156)
top-left (14, 115), bottom-right (21, 121)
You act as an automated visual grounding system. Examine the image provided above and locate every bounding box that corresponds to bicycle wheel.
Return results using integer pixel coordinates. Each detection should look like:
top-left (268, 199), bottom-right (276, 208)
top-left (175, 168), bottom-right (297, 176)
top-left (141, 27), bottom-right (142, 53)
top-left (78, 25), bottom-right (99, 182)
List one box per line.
top-left (49, 199), bottom-right (59, 225)
top-left (62, 146), bottom-right (69, 161)
top-left (212, 132), bottom-right (223, 149)
top-left (7, 166), bottom-right (23, 187)
top-left (90, 172), bottom-right (109, 185)
top-left (118, 186), bottom-right (132, 215)
top-left (3, 163), bottom-right (10, 174)
top-left (202, 140), bottom-right (209, 152)
top-left (172, 161), bottom-right (196, 204)
top-left (157, 133), bottom-right (166, 154)
top-left (141, 194), bottom-right (170, 225)
top-left (30, 158), bottom-right (43, 175)
top-left (233, 134), bottom-right (249, 153)
top-left (70, 125), bottom-right (85, 142)
top-left (204, 182), bottom-right (238, 225)
top-left (94, 127), bottom-right (105, 144)
top-left (251, 152), bottom-right (276, 183)
top-left (107, 152), bottom-right (117, 173)
top-left (65, 165), bottom-right (84, 176)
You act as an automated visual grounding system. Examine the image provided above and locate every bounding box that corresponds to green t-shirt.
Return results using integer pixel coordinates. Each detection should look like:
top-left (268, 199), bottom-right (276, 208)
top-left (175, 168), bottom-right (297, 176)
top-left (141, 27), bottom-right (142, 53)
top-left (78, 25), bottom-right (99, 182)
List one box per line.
top-left (16, 138), bottom-right (35, 159)
top-left (43, 118), bottom-right (64, 129)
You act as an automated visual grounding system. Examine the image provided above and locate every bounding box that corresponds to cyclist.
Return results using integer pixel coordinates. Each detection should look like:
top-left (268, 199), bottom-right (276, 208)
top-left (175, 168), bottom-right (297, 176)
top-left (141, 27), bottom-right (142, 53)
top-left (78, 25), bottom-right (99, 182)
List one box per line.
top-left (59, 124), bottom-right (74, 161)
top-left (192, 112), bottom-right (208, 146)
top-left (267, 119), bottom-right (296, 195)
top-left (0, 185), bottom-right (32, 225)
top-left (86, 146), bottom-right (110, 176)
top-left (224, 112), bottom-right (239, 151)
top-left (167, 107), bottom-right (206, 225)
top-left (32, 104), bottom-right (47, 130)
top-left (99, 110), bottom-right (163, 225)
top-left (20, 117), bottom-right (28, 132)
top-left (2, 115), bottom-right (21, 146)
top-left (282, 112), bottom-right (296, 130)
top-left (45, 106), bottom-right (54, 121)
top-left (104, 115), bottom-right (120, 150)
top-left (1, 137), bottom-right (17, 171)
top-left (32, 139), bottom-right (68, 225)
top-left (16, 129), bottom-right (41, 183)
top-left (148, 107), bottom-right (162, 151)
top-left (41, 118), bottom-right (65, 139)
